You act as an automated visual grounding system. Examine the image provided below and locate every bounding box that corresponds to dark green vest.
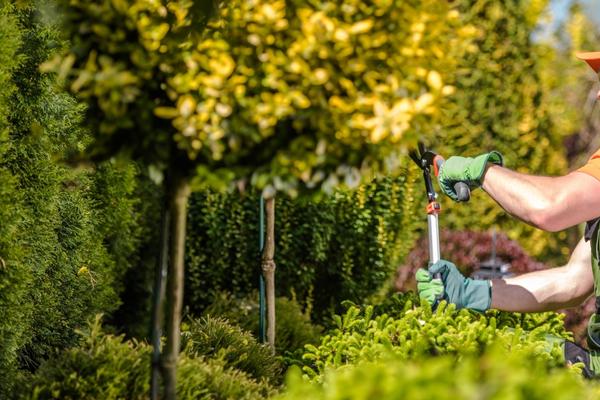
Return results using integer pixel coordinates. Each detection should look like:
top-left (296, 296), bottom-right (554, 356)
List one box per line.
top-left (587, 221), bottom-right (600, 349)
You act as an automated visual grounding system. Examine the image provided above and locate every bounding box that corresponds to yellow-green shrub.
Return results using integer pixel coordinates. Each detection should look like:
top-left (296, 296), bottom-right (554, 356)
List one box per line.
top-left (49, 0), bottom-right (475, 194)
top-left (279, 348), bottom-right (598, 400)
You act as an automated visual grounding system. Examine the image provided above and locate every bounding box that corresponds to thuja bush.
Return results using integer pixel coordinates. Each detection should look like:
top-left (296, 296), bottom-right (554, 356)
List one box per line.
top-left (182, 316), bottom-right (283, 384)
top-left (186, 171), bottom-right (422, 322)
top-left (21, 316), bottom-right (151, 400)
top-left (105, 171), bottom-right (164, 339)
top-left (298, 292), bottom-right (571, 380)
top-left (0, 1), bottom-right (28, 389)
top-left (205, 292), bottom-right (322, 355)
top-left (0, 5), bottom-right (144, 392)
top-left (20, 316), bottom-right (276, 400)
top-left (280, 348), bottom-right (600, 400)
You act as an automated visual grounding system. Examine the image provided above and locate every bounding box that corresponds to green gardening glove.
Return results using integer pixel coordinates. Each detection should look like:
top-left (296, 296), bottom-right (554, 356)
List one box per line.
top-left (438, 151), bottom-right (503, 201)
top-left (416, 260), bottom-right (491, 312)
top-left (416, 268), bottom-right (443, 305)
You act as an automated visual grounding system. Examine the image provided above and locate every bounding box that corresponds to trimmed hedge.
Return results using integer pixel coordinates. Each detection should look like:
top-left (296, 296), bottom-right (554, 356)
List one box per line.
top-left (186, 171), bottom-right (422, 322)
top-left (297, 293), bottom-right (571, 379)
top-left (279, 292), bottom-right (591, 399)
top-left (280, 348), bottom-right (599, 400)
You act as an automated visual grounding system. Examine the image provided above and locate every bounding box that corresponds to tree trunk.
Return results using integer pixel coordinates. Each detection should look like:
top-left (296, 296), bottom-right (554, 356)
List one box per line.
top-left (150, 198), bottom-right (170, 400)
top-left (162, 171), bottom-right (191, 400)
top-left (261, 196), bottom-right (276, 353)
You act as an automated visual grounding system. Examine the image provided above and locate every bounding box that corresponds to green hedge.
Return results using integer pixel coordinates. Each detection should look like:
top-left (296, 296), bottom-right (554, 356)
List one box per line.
top-left (280, 348), bottom-right (598, 400)
top-left (185, 169), bottom-right (422, 322)
top-left (280, 293), bottom-right (593, 400)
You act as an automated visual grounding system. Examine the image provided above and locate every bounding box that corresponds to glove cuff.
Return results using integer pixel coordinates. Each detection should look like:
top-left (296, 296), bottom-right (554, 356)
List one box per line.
top-left (463, 279), bottom-right (491, 312)
top-left (472, 151), bottom-right (503, 183)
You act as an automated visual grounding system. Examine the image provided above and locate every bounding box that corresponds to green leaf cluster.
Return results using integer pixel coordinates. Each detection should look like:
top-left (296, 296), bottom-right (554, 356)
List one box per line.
top-left (44, 0), bottom-right (217, 163)
top-left (185, 169), bottom-right (422, 322)
top-left (297, 292), bottom-right (571, 379)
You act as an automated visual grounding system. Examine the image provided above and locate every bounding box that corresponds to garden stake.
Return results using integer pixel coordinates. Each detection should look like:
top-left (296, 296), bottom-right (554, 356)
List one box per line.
top-left (259, 195), bottom-right (267, 343)
top-left (410, 143), bottom-right (470, 305)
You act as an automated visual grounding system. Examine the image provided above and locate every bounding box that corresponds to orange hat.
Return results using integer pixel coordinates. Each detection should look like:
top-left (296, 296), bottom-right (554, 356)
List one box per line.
top-left (576, 51), bottom-right (600, 73)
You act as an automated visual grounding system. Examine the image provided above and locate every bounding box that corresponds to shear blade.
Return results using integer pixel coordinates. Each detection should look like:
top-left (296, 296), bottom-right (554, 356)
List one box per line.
top-left (409, 150), bottom-right (421, 166)
top-left (418, 142), bottom-right (427, 157)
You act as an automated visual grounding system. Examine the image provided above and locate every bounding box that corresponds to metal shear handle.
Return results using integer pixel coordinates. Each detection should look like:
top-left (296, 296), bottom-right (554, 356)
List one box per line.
top-left (410, 143), bottom-right (470, 292)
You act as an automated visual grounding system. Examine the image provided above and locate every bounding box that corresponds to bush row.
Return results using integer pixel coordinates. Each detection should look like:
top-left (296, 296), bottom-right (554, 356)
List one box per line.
top-left (185, 170), bottom-right (423, 322)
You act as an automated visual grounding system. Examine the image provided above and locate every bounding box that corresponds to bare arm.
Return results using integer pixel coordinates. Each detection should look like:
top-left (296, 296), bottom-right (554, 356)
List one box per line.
top-left (482, 166), bottom-right (600, 231)
top-left (490, 236), bottom-right (593, 312)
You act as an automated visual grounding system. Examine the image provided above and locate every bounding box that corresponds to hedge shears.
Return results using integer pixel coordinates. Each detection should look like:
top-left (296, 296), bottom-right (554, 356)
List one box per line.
top-left (409, 142), bottom-right (470, 281)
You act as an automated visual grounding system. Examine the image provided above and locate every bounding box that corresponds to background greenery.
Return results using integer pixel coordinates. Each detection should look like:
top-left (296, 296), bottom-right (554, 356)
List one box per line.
top-left (1, 0), bottom-right (599, 398)
top-left (185, 170), bottom-right (421, 322)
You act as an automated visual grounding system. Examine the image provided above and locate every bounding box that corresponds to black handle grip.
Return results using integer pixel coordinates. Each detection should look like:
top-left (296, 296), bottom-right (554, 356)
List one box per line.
top-left (454, 182), bottom-right (470, 202)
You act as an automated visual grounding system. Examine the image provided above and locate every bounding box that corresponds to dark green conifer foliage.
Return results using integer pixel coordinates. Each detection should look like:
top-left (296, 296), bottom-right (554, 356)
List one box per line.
top-left (0, 4), bottom-right (143, 394)
top-left (0, 1), bottom-right (27, 390)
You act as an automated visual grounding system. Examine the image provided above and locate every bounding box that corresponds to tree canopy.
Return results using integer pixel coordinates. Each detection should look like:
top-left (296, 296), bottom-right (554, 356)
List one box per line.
top-left (48, 0), bottom-right (475, 194)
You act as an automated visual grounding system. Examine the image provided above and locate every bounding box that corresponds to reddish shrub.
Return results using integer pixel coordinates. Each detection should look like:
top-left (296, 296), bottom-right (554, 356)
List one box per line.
top-left (395, 229), bottom-right (546, 292)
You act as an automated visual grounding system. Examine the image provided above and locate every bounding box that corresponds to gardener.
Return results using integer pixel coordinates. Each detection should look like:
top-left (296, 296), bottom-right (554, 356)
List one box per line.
top-left (417, 51), bottom-right (600, 378)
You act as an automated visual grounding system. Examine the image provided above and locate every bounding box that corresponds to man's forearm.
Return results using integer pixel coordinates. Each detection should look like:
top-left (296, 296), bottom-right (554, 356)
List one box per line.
top-left (489, 237), bottom-right (593, 312)
top-left (481, 165), bottom-right (560, 229)
top-left (490, 268), bottom-right (589, 312)
top-left (481, 165), bottom-right (600, 231)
